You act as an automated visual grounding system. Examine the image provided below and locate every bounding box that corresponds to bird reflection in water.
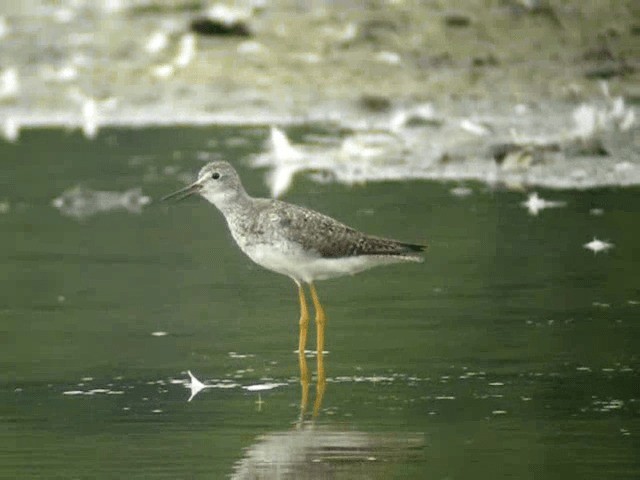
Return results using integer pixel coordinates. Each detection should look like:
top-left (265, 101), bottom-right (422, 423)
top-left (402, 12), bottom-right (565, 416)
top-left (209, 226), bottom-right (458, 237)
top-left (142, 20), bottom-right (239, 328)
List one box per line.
top-left (231, 425), bottom-right (424, 479)
top-left (297, 283), bottom-right (327, 422)
top-left (186, 349), bottom-right (424, 478)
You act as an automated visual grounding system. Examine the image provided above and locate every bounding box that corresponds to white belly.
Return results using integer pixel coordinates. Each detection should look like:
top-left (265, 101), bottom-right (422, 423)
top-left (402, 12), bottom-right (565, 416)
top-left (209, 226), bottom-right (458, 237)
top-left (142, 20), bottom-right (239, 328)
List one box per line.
top-left (240, 243), bottom-right (404, 283)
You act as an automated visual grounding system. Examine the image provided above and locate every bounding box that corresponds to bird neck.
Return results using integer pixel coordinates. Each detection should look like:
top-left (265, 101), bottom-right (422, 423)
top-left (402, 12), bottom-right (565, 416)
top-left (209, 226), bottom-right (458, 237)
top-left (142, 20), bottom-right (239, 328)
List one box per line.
top-left (209, 187), bottom-right (254, 219)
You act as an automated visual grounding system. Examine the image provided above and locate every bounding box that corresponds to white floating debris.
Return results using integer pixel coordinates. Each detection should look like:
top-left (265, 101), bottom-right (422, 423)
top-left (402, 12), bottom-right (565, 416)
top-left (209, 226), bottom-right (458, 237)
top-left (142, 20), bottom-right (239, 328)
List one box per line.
top-left (42, 65), bottom-right (78, 83)
top-left (67, 90), bottom-right (117, 139)
top-left (339, 131), bottom-right (404, 164)
top-left (269, 126), bottom-right (304, 162)
top-left (174, 34), bottom-right (196, 68)
top-left (375, 51), bottom-right (401, 65)
top-left (521, 192), bottom-right (566, 216)
top-left (619, 108), bottom-right (635, 131)
top-left (64, 386), bottom-right (124, 396)
top-left (145, 31), bottom-right (169, 55)
top-left (614, 161), bottom-right (634, 173)
top-left (188, 370), bottom-right (207, 402)
top-left (152, 64), bottom-right (175, 79)
top-left (593, 398), bottom-right (624, 412)
top-left (389, 103), bottom-right (439, 131)
top-left (88, 388), bottom-right (109, 394)
top-left (263, 127), bottom-right (305, 198)
top-left (53, 8), bottom-right (75, 23)
top-left (572, 104), bottom-right (598, 140)
top-left (332, 22), bottom-right (357, 43)
top-left (243, 383), bottom-right (285, 392)
top-left (0, 68), bottom-right (20, 100)
top-left (514, 103), bottom-right (528, 115)
top-left (609, 96), bottom-right (635, 131)
top-left (52, 186), bottom-right (151, 219)
top-left (206, 3), bottom-right (253, 26)
top-left (589, 208), bottom-right (604, 216)
top-left (584, 237), bottom-right (614, 254)
top-left (228, 351), bottom-right (254, 359)
top-left (459, 119), bottom-right (491, 136)
top-left (294, 52), bottom-right (321, 64)
top-left (152, 409), bottom-right (163, 413)
top-left (101, 0), bottom-right (126, 14)
top-left (342, 22), bottom-right (358, 42)
top-left (2, 117), bottom-right (19, 142)
top-left (82, 98), bottom-right (99, 139)
top-left (492, 410), bottom-right (507, 415)
top-left (151, 331), bottom-right (168, 337)
top-left (214, 382), bottom-right (240, 389)
top-left (571, 94), bottom-right (635, 140)
top-left (294, 349), bottom-right (329, 356)
top-left (0, 16), bottom-right (9, 39)
top-left (450, 186), bottom-right (472, 198)
top-left (253, 125), bottom-right (423, 197)
top-left (237, 40), bottom-right (265, 55)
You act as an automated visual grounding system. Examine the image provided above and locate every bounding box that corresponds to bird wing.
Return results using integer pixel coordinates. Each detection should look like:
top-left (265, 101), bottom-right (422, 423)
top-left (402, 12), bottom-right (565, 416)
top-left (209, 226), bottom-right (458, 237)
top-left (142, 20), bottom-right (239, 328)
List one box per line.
top-left (266, 200), bottom-right (426, 258)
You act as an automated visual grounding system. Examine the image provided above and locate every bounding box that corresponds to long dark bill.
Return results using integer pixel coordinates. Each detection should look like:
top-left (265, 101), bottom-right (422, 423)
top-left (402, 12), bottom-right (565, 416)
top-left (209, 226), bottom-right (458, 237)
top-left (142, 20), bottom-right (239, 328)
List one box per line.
top-left (161, 182), bottom-right (203, 202)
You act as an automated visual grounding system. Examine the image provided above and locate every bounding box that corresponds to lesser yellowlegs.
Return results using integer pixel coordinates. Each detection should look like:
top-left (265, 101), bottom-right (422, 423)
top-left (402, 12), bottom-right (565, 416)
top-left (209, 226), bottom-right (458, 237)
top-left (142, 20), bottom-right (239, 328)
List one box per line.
top-left (164, 161), bottom-right (426, 360)
top-left (165, 161), bottom-right (426, 414)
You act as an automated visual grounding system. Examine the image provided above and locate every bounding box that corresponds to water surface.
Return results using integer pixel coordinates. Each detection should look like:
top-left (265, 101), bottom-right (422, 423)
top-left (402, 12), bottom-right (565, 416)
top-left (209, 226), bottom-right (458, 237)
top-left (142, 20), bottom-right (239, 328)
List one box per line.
top-left (2, 128), bottom-right (639, 479)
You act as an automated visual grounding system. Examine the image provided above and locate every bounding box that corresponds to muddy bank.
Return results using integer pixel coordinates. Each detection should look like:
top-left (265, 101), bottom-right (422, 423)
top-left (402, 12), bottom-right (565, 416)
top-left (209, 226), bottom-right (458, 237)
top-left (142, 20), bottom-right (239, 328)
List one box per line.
top-left (0, 0), bottom-right (638, 189)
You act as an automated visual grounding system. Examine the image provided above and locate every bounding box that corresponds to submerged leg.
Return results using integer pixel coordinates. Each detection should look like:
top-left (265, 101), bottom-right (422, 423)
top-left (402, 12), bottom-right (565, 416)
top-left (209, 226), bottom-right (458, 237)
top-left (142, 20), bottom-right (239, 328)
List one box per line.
top-left (309, 283), bottom-right (327, 416)
top-left (296, 282), bottom-right (310, 419)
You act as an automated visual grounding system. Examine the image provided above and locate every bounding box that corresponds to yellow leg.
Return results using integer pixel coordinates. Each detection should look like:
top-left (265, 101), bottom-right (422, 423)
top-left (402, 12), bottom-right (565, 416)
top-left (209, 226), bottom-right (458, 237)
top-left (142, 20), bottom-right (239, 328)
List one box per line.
top-left (309, 283), bottom-right (326, 356)
top-left (297, 282), bottom-right (310, 356)
top-left (309, 283), bottom-right (327, 417)
top-left (299, 353), bottom-right (310, 421)
top-left (313, 348), bottom-right (326, 417)
top-left (297, 283), bottom-right (310, 419)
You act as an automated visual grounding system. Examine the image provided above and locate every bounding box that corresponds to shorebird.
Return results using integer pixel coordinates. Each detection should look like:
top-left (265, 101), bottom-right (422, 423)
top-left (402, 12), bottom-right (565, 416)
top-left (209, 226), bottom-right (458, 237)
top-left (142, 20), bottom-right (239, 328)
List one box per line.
top-left (163, 161), bottom-right (426, 360)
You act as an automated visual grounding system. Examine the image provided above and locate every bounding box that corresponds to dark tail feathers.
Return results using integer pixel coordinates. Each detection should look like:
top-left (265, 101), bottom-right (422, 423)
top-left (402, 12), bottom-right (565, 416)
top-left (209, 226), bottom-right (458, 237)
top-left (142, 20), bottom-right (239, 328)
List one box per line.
top-left (400, 241), bottom-right (427, 253)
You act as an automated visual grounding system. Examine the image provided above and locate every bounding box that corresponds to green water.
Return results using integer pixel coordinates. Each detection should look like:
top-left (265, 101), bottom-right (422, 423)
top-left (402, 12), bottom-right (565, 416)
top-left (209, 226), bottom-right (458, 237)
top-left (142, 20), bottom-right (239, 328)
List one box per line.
top-left (2, 128), bottom-right (639, 479)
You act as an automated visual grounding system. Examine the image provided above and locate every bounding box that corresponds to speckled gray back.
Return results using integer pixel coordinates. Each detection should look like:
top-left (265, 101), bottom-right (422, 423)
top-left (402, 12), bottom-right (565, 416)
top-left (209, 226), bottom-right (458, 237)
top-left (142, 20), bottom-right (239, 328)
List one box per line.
top-left (226, 198), bottom-right (425, 259)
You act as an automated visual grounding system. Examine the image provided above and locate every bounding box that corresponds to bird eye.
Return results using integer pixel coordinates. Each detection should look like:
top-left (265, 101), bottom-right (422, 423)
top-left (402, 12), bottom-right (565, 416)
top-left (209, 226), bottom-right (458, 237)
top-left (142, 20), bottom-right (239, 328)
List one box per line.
top-left (212, 172), bottom-right (220, 180)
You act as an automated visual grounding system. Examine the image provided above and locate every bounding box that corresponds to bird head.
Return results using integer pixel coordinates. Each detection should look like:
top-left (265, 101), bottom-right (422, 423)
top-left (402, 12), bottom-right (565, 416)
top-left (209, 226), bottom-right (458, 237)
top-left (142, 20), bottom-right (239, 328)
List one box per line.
top-left (162, 161), bottom-right (245, 206)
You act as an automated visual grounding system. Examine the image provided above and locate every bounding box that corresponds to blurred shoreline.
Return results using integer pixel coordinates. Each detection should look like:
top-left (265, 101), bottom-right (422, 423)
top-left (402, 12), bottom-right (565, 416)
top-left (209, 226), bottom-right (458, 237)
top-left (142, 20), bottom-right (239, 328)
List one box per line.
top-left (1, 0), bottom-right (638, 188)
